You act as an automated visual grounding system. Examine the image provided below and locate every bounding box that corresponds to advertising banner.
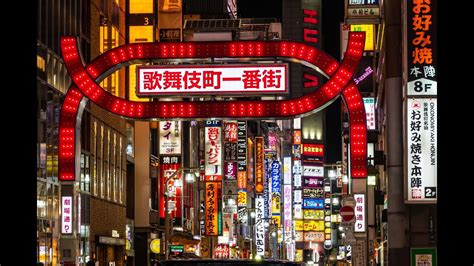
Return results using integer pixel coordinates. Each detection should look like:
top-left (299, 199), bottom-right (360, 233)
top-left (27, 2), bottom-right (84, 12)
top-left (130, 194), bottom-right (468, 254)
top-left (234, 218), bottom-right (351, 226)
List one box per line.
top-left (303, 221), bottom-right (325, 231)
top-left (223, 121), bottom-right (238, 142)
top-left (363, 97), bottom-right (376, 130)
top-left (159, 157), bottom-right (181, 218)
top-left (237, 171), bottom-right (247, 190)
top-left (283, 157), bottom-right (292, 184)
top-left (224, 162), bottom-right (237, 180)
top-left (159, 121), bottom-right (181, 154)
top-left (237, 121), bottom-right (247, 171)
top-left (283, 185), bottom-right (292, 242)
top-left (354, 194), bottom-right (366, 232)
top-left (303, 176), bottom-right (324, 187)
top-left (303, 198), bottom-right (324, 209)
top-left (255, 137), bottom-right (264, 193)
top-left (224, 142), bottom-right (238, 161)
top-left (411, 247), bottom-right (437, 266)
top-left (303, 188), bottom-right (324, 198)
top-left (406, 98), bottom-right (437, 202)
top-left (255, 197), bottom-right (265, 256)
top-left (405, 0), bottom-right (437, 96)
top-left (303, 165), bottom-right (324, 177)
top-left (304, 231), bottom-right (325, 242)
top-left (61, 196), bottom-right (73, 234)
top-left (205, 121), bottom-right (222, 178)
top-left (205, 182), bottom-right (221, 236)
top-left (137, 64), bottom-right (288, 96)
top-left (303, 209), bottom-right (325, 220)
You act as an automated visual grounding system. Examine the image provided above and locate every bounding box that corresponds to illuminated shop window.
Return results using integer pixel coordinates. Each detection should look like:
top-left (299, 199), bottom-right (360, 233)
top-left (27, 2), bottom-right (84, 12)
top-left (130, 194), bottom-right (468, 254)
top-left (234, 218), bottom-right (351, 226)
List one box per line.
top-left (100, 22), bottom-right (121, 97)
top-left (93, 121), bottom-right (98, 196)
top-left (113, 133), bottom-right (117, 202)
top-left (106, 129), bottom-right (111, 200)
top-left (100, 125), bottom-right (105, 198)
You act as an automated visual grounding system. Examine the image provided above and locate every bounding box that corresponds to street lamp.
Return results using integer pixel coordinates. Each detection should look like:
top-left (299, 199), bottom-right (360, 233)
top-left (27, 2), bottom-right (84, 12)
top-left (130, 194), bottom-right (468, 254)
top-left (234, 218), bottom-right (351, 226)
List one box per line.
top-left (164, 167), bottom-right (199, 260)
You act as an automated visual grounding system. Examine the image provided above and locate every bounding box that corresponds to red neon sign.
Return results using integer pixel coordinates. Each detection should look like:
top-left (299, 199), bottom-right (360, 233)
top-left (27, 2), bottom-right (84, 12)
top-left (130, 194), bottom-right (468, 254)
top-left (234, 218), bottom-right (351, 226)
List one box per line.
top-left (136, 64), bottom-right (288, 96)
top-left (58, 33), bottom-right (367, 182)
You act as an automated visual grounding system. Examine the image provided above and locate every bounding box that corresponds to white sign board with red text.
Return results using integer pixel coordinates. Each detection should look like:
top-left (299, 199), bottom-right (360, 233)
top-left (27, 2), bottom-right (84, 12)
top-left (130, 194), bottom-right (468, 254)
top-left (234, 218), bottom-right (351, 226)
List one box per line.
top-left (406, 98), bottom-right (437, 202)
top-left (61, 196), bottom-right (73, 234)
top-left (137, 64), bottom-right (288, 96)
top-left (354, 194), bottom-right (365, 233)
top-left (159, 121), bottom-right (181, 154)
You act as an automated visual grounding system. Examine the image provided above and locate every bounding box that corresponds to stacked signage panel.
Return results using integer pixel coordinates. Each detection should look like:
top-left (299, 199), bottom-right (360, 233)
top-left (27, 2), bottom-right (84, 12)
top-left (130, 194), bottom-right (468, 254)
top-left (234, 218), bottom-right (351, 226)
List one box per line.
top-left (404, 0), bottom-right (437, 203)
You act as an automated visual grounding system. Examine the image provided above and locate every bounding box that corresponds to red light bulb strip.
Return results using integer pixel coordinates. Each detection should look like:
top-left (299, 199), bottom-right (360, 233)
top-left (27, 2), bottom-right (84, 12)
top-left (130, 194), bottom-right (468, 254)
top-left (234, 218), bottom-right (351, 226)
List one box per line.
top-left (342, 81), bottom-right (367, 178)
top-left (58, 87), bottom-right (83, 181)
top-left (58, 32), bottom-right (367, 181)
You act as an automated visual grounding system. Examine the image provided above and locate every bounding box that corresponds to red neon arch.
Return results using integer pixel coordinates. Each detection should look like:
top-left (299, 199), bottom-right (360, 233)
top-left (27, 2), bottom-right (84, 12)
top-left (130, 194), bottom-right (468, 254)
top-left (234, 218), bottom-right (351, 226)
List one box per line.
top-left (59, 33), bottom-right (367, 181)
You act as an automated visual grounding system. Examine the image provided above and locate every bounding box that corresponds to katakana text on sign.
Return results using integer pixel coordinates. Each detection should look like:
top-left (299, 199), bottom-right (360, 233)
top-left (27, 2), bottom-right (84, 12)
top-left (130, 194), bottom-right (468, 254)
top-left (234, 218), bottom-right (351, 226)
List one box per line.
top-left (137, 64), bottom-right (288, 96)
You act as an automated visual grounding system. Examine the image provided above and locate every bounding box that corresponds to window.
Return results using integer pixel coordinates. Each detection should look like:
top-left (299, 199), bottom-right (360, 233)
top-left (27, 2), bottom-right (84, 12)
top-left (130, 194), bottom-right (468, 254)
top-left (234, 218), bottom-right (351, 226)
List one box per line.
top-left (100, 125), bottom-right (105, 198)
top-left (37, 181), bottom-right (47, 218)
top-left (93, 121), bottom-right (98, 196)
top-left (106, 129), bottom-right (111, 200)
top-left (126, 122), bottom-right (134, 157)
top-left (113, 133), bottom-right (117, 202)
top-left (119, 137), bottom-right (123, 203)
top-left (80, 153), bottom-right (91, 192)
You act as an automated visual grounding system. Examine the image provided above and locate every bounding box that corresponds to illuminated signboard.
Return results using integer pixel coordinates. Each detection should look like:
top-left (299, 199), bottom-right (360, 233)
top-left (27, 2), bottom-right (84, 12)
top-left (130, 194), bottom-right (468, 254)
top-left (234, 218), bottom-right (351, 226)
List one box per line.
top-left (255, 197), bottom-right (265, 256)
top-left (303, 198), bottom-right (324, 209)
top-left (283, 157), bottom-right (292, 185)
top-left (302, 144), bottom-right (324, 156)
top-left (363, 98), bottom-right (376, 130)
top-left (303, 220), bottom-right (325, 231)
top-left (293, 130), bottom-right (302, 144)
top-left (406, 98), bottom-right (437, 202)
top-left (237, 191), bottom-right (247, 207)
top-left (224, 143), bottom-right (237, 161)
top-left (303, 209), bottom-right (324, 220)
top-left (237, 171), bottom-right (246, 190)
top-left (223, 121), bottom-right (238, 142)
top-left (159, 156), bottom-right (181, 218)
top-left (283, 185), bottom-right (292, 242)
top-left (237, 121), bottom-right (247, 171)
top-left (255, 137), bottom-right (264, 193)
top-left (205, 182), bottom-right (220, 236)
top-left (303, 176), bottom-right (324, 187)
top-left (303, 165), bottom-right (324, 177)
top-left (205, 121), bottom-right (222, 180)
top-left (347, 0), bottom-right (380, 18)
top-left (224, 162), bottom-right (237, 180)
top-left (61, 196), bottom-right (73, 234)
top-left (354, 194), bottom-right (366, 232)
top-left (303, 188), bottom-right (324, 199)
top-left (304, 231), bottom-right (325, 242)
top-left (159, 121), bottom-right (181, 154)
top-left (405, 0), bottom-right (437, 96)
top-left (350, 24), bottom-right (374, 51)
top-left (136, 64), bottom-right (288, 96)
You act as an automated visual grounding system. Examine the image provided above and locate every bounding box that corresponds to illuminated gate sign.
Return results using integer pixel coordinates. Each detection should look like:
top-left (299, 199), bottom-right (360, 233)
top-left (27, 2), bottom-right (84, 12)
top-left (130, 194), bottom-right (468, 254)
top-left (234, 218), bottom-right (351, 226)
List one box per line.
top-left (137, 64), bottom-right (288, 96)
top-left (59, 33), bottom-right (368, 184)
